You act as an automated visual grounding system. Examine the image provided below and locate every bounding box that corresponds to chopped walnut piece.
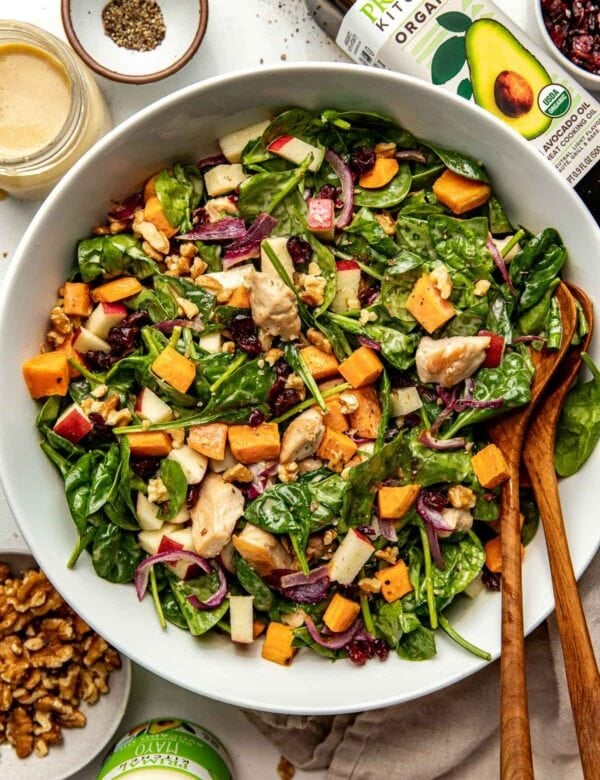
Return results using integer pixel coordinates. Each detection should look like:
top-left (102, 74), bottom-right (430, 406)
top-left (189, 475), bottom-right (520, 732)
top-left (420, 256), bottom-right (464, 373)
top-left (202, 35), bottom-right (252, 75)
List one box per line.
top-left (374, 210), bottom-right (396, 235)
top-left (474, 279), bottom-right (491, 297)
top-left (277, 462), bottom-right (299, 484)
top-left (306, 328), bottom-right (333, 354)
top-left (448, 485), bottom-right (476, 509)
top-left (195, 275), bottom-right (223, 294)
top-left (143, 241), bottom-right (165, 262)
top-left (170, 428), bottom-right (185, 449)
top-left (0, 565), bottom-right (10, 584)
top-left (375, 547), bottom-right (399, 565)
top-left (430, 264), bottom-right (453, 300)
top-left (165, 254), bottom-right (191, 277)
top-left (222, 464), bottom-right (253, 483)
top-left (190, 257), bottom-right (208, 278)
top-left (6, 707), bottom-right (34, 758)
top-left (82, 635), bottom-right (109, 668)
top-left (358, 577), bottom-right (382, 594)
top-left (297, 273), bottom-right (326, 307)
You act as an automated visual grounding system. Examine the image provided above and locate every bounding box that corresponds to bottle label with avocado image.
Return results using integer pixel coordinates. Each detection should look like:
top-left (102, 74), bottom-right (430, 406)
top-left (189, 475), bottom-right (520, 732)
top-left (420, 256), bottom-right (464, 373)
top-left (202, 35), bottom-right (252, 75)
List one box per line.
top-left (335, 0), bottom-right (600, 187)
top-left (96, 717), bottom-right (234, 779)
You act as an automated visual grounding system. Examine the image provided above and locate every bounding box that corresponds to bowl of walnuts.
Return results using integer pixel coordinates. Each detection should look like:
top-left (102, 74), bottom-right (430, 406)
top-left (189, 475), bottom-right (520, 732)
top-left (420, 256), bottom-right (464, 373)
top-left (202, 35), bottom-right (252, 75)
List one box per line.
top-left (0, 548), bottom-right (131, 779)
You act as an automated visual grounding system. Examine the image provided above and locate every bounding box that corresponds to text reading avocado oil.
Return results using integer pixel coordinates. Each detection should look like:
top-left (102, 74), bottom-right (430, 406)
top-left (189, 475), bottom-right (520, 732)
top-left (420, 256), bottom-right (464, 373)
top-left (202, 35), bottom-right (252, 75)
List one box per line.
top-left (336, 0), bottom-right (600, 185)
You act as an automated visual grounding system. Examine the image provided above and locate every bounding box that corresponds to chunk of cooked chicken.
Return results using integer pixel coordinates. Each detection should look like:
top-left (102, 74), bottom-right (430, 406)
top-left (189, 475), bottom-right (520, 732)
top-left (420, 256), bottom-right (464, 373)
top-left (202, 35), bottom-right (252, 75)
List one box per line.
top-left (280, 408), bottom-right (325, 464)
top-left (232, 523), bottom-right (294, 577)
top-left (248, 269), bottom-right (301, 342)
top-left (415, 335), bottom-right (490, 388)
top-left (438, 507), bottom-right (473, 538)
top-left (190, 473), bottom-right (244, 558)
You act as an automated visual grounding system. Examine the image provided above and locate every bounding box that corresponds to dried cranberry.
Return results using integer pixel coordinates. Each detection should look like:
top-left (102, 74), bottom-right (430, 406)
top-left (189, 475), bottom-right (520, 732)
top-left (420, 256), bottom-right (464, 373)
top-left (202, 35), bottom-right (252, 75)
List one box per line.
top-left (186, 482), bottom-right (202, 510)
top-left (346, 638), bottom-right (375, 666)
top-left (421, 488), bottom-right (448, 511)
top-left (124, 310), bottom-right (150, 328)
top-left (229, 313), bottom-right (262, 355)
top-left (373, 638), bottom-right (390, 661)
top-left (403, 413), bottom-right (421, 430)
top-left (287, 236), bottom-right (313, 265)
top-left (108, 326), bottom-right (140, 357)
top-left (318, 184), bottom-right (338, 201)
top-left (87, 412), bottom-right (112, 441)
top-left (131, 457), bottom-right (161, 481)
top-left (349, 147), bottom-right (376, 174)
top-left (359, 285), bottom-right (380, 307)
top-left (85, 350), bottom-right (114, 372)
top-left (153, 319), bottom-right (191, 335)
top-left (482, 568), bottom-right (502, 591)
top-left (248, 409), bottom-right (265, 427)
top-left (336, 583), bottom-right (359, 599)
top-left (267, 359), bottom-right (301, 416)
top-left (270, 388), bottom-right (301, 417)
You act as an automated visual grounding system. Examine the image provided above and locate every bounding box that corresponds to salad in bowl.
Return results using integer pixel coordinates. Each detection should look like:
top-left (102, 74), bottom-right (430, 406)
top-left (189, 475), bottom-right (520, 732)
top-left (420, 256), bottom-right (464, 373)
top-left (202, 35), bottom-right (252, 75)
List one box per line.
top-left (21, 107), bottom-right (594, 669)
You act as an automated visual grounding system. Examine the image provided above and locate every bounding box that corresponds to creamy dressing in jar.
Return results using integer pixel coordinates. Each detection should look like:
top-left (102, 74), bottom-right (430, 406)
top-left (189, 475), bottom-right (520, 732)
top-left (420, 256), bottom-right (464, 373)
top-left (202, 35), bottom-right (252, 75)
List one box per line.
top-left (0, 23), bottom-right (111, 200)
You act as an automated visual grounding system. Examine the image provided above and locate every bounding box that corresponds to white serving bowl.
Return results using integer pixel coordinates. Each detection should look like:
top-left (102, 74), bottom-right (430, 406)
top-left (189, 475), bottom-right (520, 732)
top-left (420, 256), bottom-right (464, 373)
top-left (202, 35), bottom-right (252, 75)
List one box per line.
top-left (0, 63), bottom-right (599, 715)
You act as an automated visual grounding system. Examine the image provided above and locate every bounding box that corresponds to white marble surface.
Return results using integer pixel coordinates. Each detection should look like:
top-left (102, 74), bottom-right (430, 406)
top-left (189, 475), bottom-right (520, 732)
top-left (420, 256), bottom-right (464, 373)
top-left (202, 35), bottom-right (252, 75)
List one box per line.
top-left (0, 1), bottom-right (545, 777)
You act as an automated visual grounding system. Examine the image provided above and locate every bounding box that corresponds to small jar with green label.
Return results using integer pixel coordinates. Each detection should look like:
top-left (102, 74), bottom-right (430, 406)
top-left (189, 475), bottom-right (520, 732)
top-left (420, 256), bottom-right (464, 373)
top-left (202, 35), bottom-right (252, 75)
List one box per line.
top-left (97, 718), bottom-right (234, 780)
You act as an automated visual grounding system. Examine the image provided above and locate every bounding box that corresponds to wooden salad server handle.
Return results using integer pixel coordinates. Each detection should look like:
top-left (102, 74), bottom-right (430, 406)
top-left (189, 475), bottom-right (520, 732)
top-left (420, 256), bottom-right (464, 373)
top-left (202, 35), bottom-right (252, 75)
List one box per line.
top-left (523, 284), bottom-right (600, 779)
top-left (487, 282), bottom-right (578, 780)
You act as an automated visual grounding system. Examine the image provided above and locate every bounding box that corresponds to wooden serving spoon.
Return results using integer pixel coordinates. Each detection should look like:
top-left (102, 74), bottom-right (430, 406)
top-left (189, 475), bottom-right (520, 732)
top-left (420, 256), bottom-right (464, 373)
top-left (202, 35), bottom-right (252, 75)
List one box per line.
top-left (523, 284), bottom-right (600, 778)
top-left (486, 282), bottom-right (578, 780)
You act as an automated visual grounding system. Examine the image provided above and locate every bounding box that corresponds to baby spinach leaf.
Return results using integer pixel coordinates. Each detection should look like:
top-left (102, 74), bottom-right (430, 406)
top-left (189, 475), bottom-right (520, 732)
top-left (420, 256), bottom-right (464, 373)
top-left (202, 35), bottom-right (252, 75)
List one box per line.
top-left (303, 233), bottom-right (337, 316)
top-left (395, 216), bottom-right (436, 259)
top-left (199, 358), bottom-right (275, 424)
top-left (262, 107), bottom-right (323, 146)
top-left (325, 313), bottom-right (419, 370)
top-left (396, 429), bottom-right (474, 487)
top-left (234, 555), bottom-right (274, 612)
top-left (486, 288), bottom-right (514, 341)
top-left (65, 451), bottom-right (103, 534)
top-left (194, 240), bottom-right (222, 272)
top-left (92, 521), bottom-right (142, 583)
top-left (520, 491), bottom-right (540, 546)
top-left (519, 240), bottom-right (566, 312)
top-left (41, 426), bottom-right (85, 459)
top-left (380, 249), bottom-right (427, 330)
top-left (422, 142), bottom-right (489, 182)
top-left (88, 443), bottom-right (120, 515)
top-left (168, 572), bottom-right (229, 635)
top-left (396, 624), bottom-right (436, 660)
top-left (443, 299), bottom-right (488, 336)
top-left (340, 207), bottom-right (399, 260)
top-left (354, 163), bottom-right (412, 209)
top-left (545, 296), bottom-right (563, 350)
top-left (77, 234), bottom-right (158, 282)
top-left (292, 627), bottom-right (342, 660)
top-left (320, 109), bottom-right (415, 149)
top-left (509, 228), bottom-right (564, 303)
top-left (399, 190), bottom-right (446, 218)
top-left (159, 459), bottom-right (187, 520)
top-left (375, 601), bottom-right (422, 648)
top-left (155, 163), bottom-right (203, 233)
top-left (36, 397), bottom-right (61, 428)
top-left (160, 589), bottom-right (187, 630)
top-left (428, 215), bottom-right (492, 278)
top-left (238, 159), bottom-right (311, 219)
top-left (488, 196), bottom-right (513, 235)
top-left (445, 350), bottom-right (534, 437)
top-left (555, 353), bottom-right (600, 477)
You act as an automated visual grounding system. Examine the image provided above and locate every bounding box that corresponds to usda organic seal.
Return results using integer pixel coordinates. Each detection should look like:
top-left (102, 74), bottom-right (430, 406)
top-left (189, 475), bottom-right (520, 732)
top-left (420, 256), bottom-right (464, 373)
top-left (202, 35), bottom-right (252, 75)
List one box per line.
top-left (97, 718), bottom-right (234, 779)
top-left (538, 84), bottom-right (572, 118)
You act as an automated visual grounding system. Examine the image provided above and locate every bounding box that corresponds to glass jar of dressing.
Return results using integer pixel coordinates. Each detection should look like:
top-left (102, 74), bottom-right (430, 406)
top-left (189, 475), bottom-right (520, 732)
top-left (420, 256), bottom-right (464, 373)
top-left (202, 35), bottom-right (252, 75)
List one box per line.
top-left (0, 22), bottom-right (111, 200)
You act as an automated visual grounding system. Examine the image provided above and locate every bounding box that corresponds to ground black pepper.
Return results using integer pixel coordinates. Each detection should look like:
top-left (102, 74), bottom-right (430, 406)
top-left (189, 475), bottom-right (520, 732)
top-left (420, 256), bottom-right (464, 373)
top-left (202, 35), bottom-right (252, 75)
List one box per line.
top-left (102, 0), bottom-right (166, 52)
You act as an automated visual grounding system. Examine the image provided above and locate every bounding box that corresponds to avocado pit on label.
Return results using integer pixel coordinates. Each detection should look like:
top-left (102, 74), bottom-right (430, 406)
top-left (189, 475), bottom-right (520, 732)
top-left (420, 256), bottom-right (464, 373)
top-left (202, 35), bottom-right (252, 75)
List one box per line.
top-left (494, 70), bottom-right (534, 118)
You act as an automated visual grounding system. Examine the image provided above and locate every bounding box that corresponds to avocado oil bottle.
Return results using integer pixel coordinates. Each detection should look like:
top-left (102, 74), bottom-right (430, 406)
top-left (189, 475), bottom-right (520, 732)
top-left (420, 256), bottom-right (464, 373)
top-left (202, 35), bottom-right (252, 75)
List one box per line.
top-left (306, 0), bottom-right (599, 221)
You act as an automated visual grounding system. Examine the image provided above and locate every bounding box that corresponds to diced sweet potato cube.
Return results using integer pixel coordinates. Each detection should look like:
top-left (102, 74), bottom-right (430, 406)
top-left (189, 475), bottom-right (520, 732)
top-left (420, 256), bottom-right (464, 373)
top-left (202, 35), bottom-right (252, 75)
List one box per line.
top-left (152, 346), bottom-right (196, 393)
top-left (253, 620), bottom-right (266, 639)
top-left (471, 444), bottom-right (510, 488)
top-left (378, 484), bottom-right (421, 520)
top-left (22, 352), bottom-right (70, 399)
top-left (359, 156), bottom-right (399, 189)
top-left (228, 286), bottom-right (251, 308)
top-left (375, 560), bottom-right (413, 602)
top-left (188, 423), bottom-right (228, 460)
top-left (339, 346), bottom-right (383, 388)
top-left (433, 169), bottom-right (491, 215)
top-left (485, 536), bottom-right (524, 573)
top-left (92, 276), bottom-right (143, 303)
top-left (62, 282), bottom-right (92, 316)
top-left (406, 274), bottom-right (456, 334)
top-left (144, 173), bottom-right (158, 202)
top-left (55, 335), bottom-right (81, 378)
top-left (316, 427), bottom-right (357, 466)
top-left (348, 385), bottom-right (381, 439)
top-left (262, 622), bottom-right (296, 666)
top-left (300, 346), bottom-right (340, 380)
top-left (323, 593), bottom-right (361, 633)
top-left (321, 395), bottom-right (349, 433)
top-left (126, 431), bottom-right (172, 457)
top-left (144, 195), bottom-right (178, 237)
top-left (228, 423), bottom-right (281, 464)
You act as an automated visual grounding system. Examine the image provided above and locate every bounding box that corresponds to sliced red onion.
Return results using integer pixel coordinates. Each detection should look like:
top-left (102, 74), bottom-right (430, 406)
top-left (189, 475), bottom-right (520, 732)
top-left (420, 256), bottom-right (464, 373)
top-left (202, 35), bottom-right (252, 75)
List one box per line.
top-left (425, 522), bottom-right (445, 569)
top-left (513, 334), bottom-right (547, 344)
top-left (281, 577), bottom-right (331, 604)
top-left (304, 615), bottom-right (363, 649)
top-left (416, 490), bottom-right (452, 533)
top-left (177, 218), bottom-right (246, 242)
top-left (280, 565), bottom-right (330, 589)
top-left (153, 319), bottom-right (193, 335)
top-left (463, 377), bottom-right (475, 399)
top-left (197, 153), bottom-right (228, 171)
top-left (419, 430), bottom-right (466, 450)
top-left (487, 234), bottom-right (516, 294)
top-left (430, 406), bottom-right (454, 437)
top-left (187, 559), bottom-right (228, 610)
top-left (378, 517), bottom-right (398, 542)
top-left (395, 150), bottom-right (427, 163)
top-left (325, 149), bottom-right (354, 229)
top-left (222, 213), bottom-right (278, 269)
top-left (453, 396), bottom-right (504, 412)
top-left (357, 335), bottom-right (381, 351)
top-left (134, 550), bottom-right (211, 601)
top-left (108, 191), bottom-right (144, 221)
top-left (246, 461), bottom-right (277, 498)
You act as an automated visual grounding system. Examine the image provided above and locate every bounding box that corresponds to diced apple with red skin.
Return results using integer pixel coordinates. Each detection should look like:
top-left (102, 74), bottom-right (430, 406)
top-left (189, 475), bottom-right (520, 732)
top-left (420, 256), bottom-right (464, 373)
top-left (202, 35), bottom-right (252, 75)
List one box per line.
top-left (53, 403), bottom-right (92, 443)
top-left (267, 135), bottom-right (324, 172)
top-left (330, 260), bottom-right (361, 314)
top-left (85, 302), bottom-right (127, 339)
top-left (229, 595), bottom-right (254, 644)
top-left (329, 528), bottom-right (374, 585)
top-left (218, 119), bottom-right (271, 163)
top-left (261, 236), bottom-right (294, 279)
top-left (138, 525), bottom-right (200, 580)
top-left (136, 492), bottom-right (164, 532)
top-left (307, 198), bottom-right (335, 241)
top-left (479, 331), bottom-right (505, 368)
top-left (73, 326), bottom-right (111, 354)
top-left (167, 445), bottom-right (208, 485)
top-left (135, 387), bottom-right (173, 424)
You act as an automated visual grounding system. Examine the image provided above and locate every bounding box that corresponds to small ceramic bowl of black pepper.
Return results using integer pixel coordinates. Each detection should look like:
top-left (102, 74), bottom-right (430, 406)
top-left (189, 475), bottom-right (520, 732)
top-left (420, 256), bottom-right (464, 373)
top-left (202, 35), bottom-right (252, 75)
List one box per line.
top-left (61, 0), bottom-right (209, 84)
top-left (534, 0), bottom-right (600, 93)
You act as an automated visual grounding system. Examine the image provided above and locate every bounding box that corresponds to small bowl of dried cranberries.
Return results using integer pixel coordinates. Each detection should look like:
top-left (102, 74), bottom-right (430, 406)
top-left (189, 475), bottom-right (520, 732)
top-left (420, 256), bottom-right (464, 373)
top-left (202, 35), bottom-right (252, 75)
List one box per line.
top-left (535, 0), bottom-right (600, 93)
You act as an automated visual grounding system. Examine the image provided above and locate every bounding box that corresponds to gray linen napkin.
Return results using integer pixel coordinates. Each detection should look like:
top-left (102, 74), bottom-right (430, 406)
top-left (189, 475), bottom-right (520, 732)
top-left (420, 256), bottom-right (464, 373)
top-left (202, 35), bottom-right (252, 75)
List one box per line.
top-left (246, 554), bottom-right (599, 779)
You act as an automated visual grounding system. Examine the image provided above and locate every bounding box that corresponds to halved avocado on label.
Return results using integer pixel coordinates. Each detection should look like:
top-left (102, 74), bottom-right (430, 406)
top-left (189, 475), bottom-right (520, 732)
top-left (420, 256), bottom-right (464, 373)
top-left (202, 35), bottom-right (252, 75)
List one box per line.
top-left (466, 19), bottom-right (552, 140)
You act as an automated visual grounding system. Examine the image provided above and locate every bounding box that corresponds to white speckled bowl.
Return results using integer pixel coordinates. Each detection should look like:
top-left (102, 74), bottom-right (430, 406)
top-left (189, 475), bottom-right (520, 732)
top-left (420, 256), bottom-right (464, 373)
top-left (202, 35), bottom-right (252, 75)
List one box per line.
top-left (0, 547), bottom-right (131, 779)
top-left (0, 63), bottom-right (599, 715)
top-left (61, 0), bottom-right (209, 84)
